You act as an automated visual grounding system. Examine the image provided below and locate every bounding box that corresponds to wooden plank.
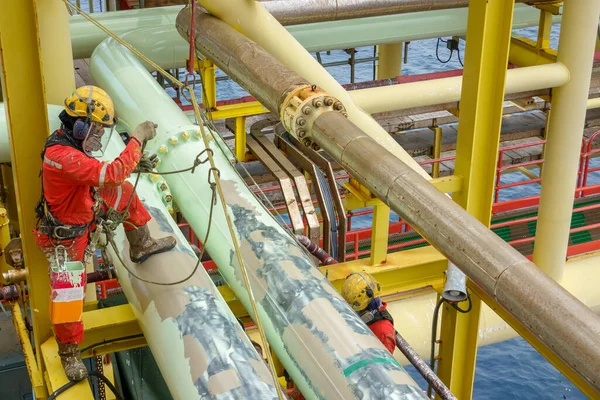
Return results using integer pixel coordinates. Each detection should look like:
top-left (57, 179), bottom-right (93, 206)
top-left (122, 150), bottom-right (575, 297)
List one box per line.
top-left (73, 59), bottom-right (93, 86)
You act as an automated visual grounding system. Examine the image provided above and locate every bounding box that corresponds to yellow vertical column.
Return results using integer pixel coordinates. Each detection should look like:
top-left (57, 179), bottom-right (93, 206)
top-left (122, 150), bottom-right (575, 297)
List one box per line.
top-left (36, 0), bottom-right (75, 103)
top-left (533, 0), bottom-right (600, 281)
top-left (234, 116), bottom-right (247, 162)
top-left (369, 202), bottom-right (389, 266)
top-left (199, 59), bottom-right (217, 109)
top-left (0, 0), bottom-right (53, 381)
top-left (436, 1), bottom-right (515, 398)
top-left (376, 43), bottom-right (403, 80)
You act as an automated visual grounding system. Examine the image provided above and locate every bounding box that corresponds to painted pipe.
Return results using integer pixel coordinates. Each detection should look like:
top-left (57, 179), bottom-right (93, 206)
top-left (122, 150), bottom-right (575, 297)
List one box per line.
top-left (296, 235), bottom-right (338, 265)
top-left (394, 332), bottom-right (456, 400)
top-left (69, 5), bottom-right (558, 59)
top-left (350, 62), bottom-right (571, 114)
top-left (178, 13), bottom-right (600, 390)
top-left (533, 0), bottom-right (600, 281)
top-left (90, 37), bottom-right (426, 400)
top-left (98, 131), bottom-right (280, 399)
top-left (187, 2), bottom-right (431, 181)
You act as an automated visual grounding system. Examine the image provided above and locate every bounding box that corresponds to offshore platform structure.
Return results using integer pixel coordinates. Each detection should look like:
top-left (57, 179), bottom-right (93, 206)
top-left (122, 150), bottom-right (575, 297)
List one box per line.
top-left (1, 0), bottom-right (600, 399)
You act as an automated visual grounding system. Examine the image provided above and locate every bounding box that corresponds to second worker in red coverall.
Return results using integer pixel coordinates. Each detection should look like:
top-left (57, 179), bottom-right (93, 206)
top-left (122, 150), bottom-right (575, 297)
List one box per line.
top-left (34, 86), bottom-right (177, 381)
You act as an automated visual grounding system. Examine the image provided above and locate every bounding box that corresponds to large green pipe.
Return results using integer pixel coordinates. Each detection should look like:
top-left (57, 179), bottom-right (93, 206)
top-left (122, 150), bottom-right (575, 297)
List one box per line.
top-left (90, 37), bottom-right (426, 400)
top-left (0, 103), bottom-right (279, 399)
top-left (70, 4), bottom-right (557, 60)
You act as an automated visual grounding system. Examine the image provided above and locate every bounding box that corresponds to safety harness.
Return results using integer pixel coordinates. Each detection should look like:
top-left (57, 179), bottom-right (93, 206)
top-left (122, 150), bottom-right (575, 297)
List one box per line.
top-left (35, 129), bottom-right (100, 241)
top-left (360, 307), bottom-right (394, 326)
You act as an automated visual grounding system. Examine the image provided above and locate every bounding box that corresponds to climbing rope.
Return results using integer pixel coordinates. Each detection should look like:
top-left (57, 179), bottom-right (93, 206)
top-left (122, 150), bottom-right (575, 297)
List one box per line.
top-left (62, 2), bottom-right (286, 396)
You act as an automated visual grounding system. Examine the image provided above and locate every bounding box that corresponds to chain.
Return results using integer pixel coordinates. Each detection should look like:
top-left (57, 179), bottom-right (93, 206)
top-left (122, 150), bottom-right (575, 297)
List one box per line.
top-left (62, 2), bottom-right (285, 395)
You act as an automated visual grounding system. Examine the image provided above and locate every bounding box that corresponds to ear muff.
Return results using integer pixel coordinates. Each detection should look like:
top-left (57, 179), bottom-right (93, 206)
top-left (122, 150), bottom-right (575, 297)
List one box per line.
top-left (73, 118), bottom-right (90, 140)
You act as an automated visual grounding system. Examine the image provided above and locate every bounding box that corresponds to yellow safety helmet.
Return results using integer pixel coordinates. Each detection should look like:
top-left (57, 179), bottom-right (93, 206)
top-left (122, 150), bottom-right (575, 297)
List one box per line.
top-left (64, 86), bottom-right (116, 126)
top-left (341, 272), bottom-right (381, 311)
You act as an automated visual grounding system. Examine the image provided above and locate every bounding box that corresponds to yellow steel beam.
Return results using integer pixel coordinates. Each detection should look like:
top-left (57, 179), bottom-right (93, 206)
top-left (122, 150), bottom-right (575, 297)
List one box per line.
top-left (469, 283), bottom-right (600, 399)
top-left (1, 164), bottom-right (19, 236)
top-left (0, 208), bottom-right (11, 276)
top-left (234, 116), bottom-right (248, 162)
top-left (377, 43), bottom-right (403, 80)
top-left (36, 0), bottom-right (75, 104)
top-left (210, 101), bottom-right (268, 120)
top-left (536, 10), bottom-right (554, 49)
top-left (41, 338), bottom-right (94, 399)
top-left (11, 302), bottom-right (47, 399)
top-left (369, 202), bottom-right (390, 266)
top-left (0, 0), bottom-right (54, 377)
top-left (320, 246), bottom-right (447, 296)
top-left (430, 126), bottom-right (443, 179)
top-left (437, 1), bottom-right (515, 398)
top-left (80, 304), bottom-right (144, 357)
top-left (429, 175), bottom-right (463, 194)
top-left (509, 36), bottom-right (557, 66)
top-left (199, 59), bottom-right (217, 109)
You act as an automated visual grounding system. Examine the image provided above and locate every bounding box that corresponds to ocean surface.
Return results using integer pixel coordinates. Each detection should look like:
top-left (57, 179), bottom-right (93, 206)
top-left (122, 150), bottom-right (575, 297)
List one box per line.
top-left (81, 3), bottom-right (595, 398)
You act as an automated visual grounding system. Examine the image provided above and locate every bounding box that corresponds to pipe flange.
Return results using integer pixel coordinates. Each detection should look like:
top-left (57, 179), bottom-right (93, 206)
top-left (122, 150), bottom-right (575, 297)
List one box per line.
top-left (280, 85), bottom-right (347, 146)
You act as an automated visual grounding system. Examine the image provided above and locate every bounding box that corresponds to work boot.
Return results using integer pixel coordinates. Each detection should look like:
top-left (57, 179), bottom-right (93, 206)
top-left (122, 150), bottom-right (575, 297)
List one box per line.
top-left (56, 340), bottom-right (88, 382)
top-left (125, 224), bottom-right (177, 263)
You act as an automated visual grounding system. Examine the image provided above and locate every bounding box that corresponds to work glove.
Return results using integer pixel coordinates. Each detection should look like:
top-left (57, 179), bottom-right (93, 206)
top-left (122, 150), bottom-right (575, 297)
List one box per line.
top-left (132, 121), bottom-right (158, 143)
top-left (134, 152), bottom-right (159, 173)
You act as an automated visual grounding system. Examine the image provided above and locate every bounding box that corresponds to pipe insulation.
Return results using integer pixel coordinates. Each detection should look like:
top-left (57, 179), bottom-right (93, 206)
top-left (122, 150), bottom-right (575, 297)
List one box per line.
top-left (90, 37), bottom-right (426, 400)
top-left (178, 12), bottom-right (600, 391)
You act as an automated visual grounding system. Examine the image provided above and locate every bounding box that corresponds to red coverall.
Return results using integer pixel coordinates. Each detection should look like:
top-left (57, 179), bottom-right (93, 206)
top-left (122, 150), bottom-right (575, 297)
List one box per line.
top-left (369, 301), bottom-right (396, 354)
top-left (34, 131), bottom-right (151, 344)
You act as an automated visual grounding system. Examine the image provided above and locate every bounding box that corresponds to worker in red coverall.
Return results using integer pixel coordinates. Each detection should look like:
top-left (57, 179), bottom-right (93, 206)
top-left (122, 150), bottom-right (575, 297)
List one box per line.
top-left (34, 86), bottom-right (176, 381)
top-left (342, 272), bottom-right (396, 354)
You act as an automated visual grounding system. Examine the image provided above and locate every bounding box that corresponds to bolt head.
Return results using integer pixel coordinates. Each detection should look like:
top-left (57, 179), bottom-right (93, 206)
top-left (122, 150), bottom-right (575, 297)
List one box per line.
top-left (169, 136), bottom-right (179, 145)
top-left (298, 129), bottom-right (306, 138)
top-left (334, 102), bottom-right (344, 111)
top-left (302, 138), bottom-right (312, 147)
top-left (312, 143), bottom-right (320, 151)
top-left (297, 117), bottom-right (306, 126)
top-left (312, 99), bottom-right (323, 108)
top-left (302, 106), bottom-right (313, 115)
top-left (324, 97), bottom-right (334, 106)
top-left (181, 131), bottom-right (191, 141)
top-left (158, 145), bottom-right (168, 154)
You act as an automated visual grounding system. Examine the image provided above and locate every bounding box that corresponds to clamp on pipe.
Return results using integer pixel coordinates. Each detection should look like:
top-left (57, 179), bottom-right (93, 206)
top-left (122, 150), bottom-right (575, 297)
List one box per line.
top-left (280, 84), bottom-right (347, 150)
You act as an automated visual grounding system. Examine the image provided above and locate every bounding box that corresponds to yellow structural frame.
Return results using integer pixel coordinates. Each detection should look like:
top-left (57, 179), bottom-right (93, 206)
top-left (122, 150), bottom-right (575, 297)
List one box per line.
top-left (436, 1), bottom-right (515, 399)
top-left (0, 1), bottom-right (55, 393)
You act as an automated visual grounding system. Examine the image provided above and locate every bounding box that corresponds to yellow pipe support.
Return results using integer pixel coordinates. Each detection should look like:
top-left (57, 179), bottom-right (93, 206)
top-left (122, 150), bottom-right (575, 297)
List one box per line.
top-left (36, 0), bottom-right (76, 104)
top-left (194, 1), bottom-right (432, 181)
top-left (0, 0), bottom-right (54, 376)
top-left (349, 62), bottom-right (570, 114)
top-left (536, 9), bottom-right (553, 49)
top-left (10, 303), bottom-right (47, 399)
top-left (41, 337), bottom-right (95, 399)
top-left (0, 208), bottom-right (11, 276)
top-left (211, 101), bottom-right (268, 120)
top-left (587, 97), bottom-right (600, 109)
top-left (430, 126), bottom-right (443, 179)
top-left (533, 0), bottom-right (600, 282)
top-left (508, 36), bottom-right (557, 66)
top-left (376, 43), bottom-right (403, 80)
top-left (234, 115), bottom-right (248, 161)
top-left (436, 1), bottom-right (515, 398)
top-left (199, 58), bottom-right (217, 109)
top-left (369, 202), bottom-right (390, 266)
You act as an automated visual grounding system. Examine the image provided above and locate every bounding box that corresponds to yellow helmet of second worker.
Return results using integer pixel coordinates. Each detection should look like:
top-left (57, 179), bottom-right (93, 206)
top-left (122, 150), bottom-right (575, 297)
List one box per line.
top-left (341, 272), bottom-right (382, 311)
top-left (64, 86), bottom-right (116, 126)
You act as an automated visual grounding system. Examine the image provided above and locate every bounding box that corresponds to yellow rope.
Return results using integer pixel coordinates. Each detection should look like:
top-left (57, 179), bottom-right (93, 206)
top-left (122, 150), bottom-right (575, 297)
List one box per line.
top-left (62, 2), bottom-right (285, 397)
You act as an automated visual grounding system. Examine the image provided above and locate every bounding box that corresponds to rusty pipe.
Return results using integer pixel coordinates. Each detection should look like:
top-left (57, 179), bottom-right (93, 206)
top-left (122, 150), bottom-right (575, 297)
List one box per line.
top-left (3, 268), bottom-right (115, 285)
top-left (394, 332), bottom-right (456, 400)
top-left (311, 111), bottom-right (600, 392)
top-left (296, 235), bottom-right (338, 265)
top-left (262, 0), bottom-right (552, 25)
top-left (178, 11), bottom-right (600, 391)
